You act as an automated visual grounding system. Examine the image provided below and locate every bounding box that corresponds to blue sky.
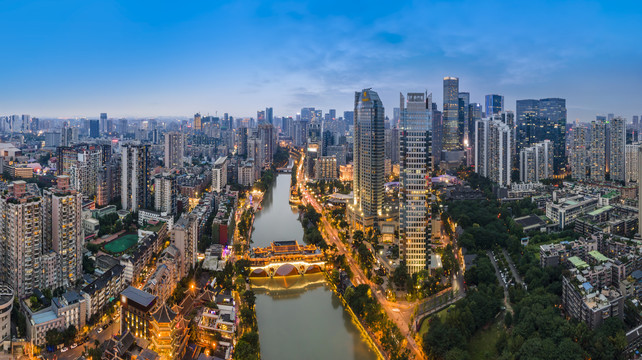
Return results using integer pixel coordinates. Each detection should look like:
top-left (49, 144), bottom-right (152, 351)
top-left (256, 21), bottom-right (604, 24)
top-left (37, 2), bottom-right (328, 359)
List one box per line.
top-left (1, 0), bottom-right (641, 121)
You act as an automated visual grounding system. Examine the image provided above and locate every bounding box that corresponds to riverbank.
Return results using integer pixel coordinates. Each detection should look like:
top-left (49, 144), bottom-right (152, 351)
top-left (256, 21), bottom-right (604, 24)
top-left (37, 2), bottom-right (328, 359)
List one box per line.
top-left (324, 271), bottom-right (387, 360)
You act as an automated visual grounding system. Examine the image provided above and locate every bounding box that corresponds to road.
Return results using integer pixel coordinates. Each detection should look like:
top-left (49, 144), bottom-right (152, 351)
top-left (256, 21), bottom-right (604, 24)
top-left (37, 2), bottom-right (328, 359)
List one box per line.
top-left (297, 158), bottom-right (426, 360)
top-left (501, 248), bottom-right (525, 287)
top-left (487, 251), bottom-right (513, 314)
top-left (52, 320), bottom-right (120, 360)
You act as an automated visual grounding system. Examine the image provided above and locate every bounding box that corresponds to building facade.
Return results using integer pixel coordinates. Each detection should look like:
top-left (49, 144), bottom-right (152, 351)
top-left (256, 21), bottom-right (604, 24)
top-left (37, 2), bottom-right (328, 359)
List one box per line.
top-left (399, 92), bottom-right (432, 274)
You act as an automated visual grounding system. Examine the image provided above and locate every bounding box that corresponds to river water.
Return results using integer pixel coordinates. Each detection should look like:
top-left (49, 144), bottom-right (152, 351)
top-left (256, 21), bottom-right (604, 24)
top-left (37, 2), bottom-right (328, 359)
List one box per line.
top-left (251, 174), bottom-right (378, 360)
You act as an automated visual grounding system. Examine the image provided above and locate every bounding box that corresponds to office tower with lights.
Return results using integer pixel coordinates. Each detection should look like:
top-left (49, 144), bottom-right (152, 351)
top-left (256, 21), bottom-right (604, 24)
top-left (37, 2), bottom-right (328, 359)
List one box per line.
top-left (590, 119), bottom-right (607, 181)
top-left (516, 99), bottom-right (540, 154)
top-left (194, 113), bottom-right (202, 131)
top-left (347, 89), bottom-right (385, 229)
top-left (485, 94), bottom-right (504, 117)
top-left (571, 125), bottom-right (589, 181)
top-left (89, 119), bottom-right (100, 138)
top-left (442, 77), bottom-right (460, 152)
top-left (265, 107), bottom-right (273, 124)
top-left (458, 92), bottom-right (470, 146)
top-left (431, 103), bottom-right (442, 166)
top-left (43, 176), bottom-right (83, 288)
top-left (538, 98), bottom-right (567, 173)
top-left (608, 117), bottom-right (625, 182)
top-left (0, 181), bottom-right (43, 298)
top-left (121, 144), bottom-right (152, 212)
top-left (164, 132), bottom-right (184, 169)
top-left (399, 92), bottom-right (432, 274)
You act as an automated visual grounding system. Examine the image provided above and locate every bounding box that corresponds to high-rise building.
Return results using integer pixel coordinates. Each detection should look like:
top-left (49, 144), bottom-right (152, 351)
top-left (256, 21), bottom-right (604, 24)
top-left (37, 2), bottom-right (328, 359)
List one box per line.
top-left (431, 104), bottom-right (442, 166)
top-left (164, 132), bottom-right (184, 169)
top-left (265, 107), bottom-right (273, 124)
top-left (625, 144), bottom-right (639, 185)
top-left (347, 89), bottom-right (385, 229)
top-left (121, 144), bottom-right (152, 212)
top-left (89, 119), bottom-right (100, 138)
top-left (43, 176), bottom-right (83, 288)
top-left (608, 117), bottom-right (626, 182)
top-left (399, 92), bottom-right (432, 275)
top-left (519, 140), bottom-right (553, 183)
top-left (458, 92), bottom-right (470, 146)
top-left (485, 94), bottom-right (504, 117)
top-left (0, 181), bottom-right (43, 298)
top-left (442, 77), bottom-right (460, 152)
top-left (171, 215), bottom-right (198, 275)
top-left (258, 123), bottom-right (275, 167)
top-left (538, 98), bottom-right (567, 174)
top-left (154, 173), bottom-right (177, 215)
top-left (474, 118), bottom-right (512, 187)
top-left (516, 99), bottom-right (540, 154)
top-left (100, 113), bottom-right (107, 134)
top-left (212, 156), bottom-right (228, 193)
top-left (194, 113), bottom-right (202, 131)
top-left (590, 119), bottom-right (607, 182)
top-left (571, 125), bottom-right (589, 181)
top-left (638, 144), bottom-right (642, 237)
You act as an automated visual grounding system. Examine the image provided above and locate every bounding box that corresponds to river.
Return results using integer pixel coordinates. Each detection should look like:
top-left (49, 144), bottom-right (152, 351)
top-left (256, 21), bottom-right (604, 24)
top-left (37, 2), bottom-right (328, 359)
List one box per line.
top-left (250, 174), bottom-right (379, 360)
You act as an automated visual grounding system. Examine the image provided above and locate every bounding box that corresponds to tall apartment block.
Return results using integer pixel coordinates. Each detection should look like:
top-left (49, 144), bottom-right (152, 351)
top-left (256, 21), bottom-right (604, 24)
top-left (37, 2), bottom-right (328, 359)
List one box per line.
top-left (0, 181), bottom-right (43, 298)
top-left (121, 144), bottom-right (152, 212)
top-left (43, 175), bottom-right (83, 288)
top-left (164, 132), bottom-right (184, 169)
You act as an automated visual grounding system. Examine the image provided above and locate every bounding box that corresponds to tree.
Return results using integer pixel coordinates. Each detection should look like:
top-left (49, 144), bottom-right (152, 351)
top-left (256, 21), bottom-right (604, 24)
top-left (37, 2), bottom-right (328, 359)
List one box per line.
top-left (392, 262), bottom-right (409, 289)
top-left (243, 290), bottom-right (256, 309)
top-left (235, 259), bottom-right (252, 277)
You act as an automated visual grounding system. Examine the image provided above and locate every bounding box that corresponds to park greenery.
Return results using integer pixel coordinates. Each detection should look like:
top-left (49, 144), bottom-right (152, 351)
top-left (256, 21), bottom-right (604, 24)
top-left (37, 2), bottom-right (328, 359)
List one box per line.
top-left (421, 170), bottom-right (628, 359)
top-left (97, 212), bottom-right (135, 237)
top-left (344, 284), bottom-right (409, 360)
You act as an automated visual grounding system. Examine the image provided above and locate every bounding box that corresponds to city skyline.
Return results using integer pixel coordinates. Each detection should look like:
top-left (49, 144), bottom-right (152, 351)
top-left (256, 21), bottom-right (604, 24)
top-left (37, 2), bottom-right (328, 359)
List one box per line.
top-left (1, 0), bottom-right (641, 120)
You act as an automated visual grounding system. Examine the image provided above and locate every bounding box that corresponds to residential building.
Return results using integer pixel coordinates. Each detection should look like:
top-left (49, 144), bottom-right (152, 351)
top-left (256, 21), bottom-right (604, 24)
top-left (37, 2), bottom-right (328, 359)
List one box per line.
top-left (474, 117), bottom-right (512, 187)
top-left (43, 175), bottom-right (83, 288)
top-left (0, 181), bottom-right (43, 298)
top-left (212, 156), bottom-right (228, 193)
top-left (590, 118), bottom-right (607, 182)
top-left (164, 132), bottom-right (184, 169)
top-left (625, 144), bottom-right (639, 185)
top-left (314, 156), bottom-right (338, 180)
top-left (154, 173), bottom-right (177, 215)
top-left (519, 140), bottom-right (553, 183)
top-left (608, 116), bottom-right (625, 182)
top-left (546, 195), bottom-right (599, 229)
top-left (171, 215), bottom-right (198, 276)
top-left (571, 124), bottom-right (589, 180)
top-left (121, 144), bottom-right (152, 212)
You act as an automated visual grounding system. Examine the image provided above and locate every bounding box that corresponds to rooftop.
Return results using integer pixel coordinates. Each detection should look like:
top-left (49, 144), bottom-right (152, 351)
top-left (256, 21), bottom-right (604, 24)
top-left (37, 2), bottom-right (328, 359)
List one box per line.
top-left (31, 310), bottom-right (58, 324)
top-left (589, 250), bottom-right (609, 263)
top-left (569, 256), bottom-right (589, 270)
top-left (121, 286), bottom-right (157, 307)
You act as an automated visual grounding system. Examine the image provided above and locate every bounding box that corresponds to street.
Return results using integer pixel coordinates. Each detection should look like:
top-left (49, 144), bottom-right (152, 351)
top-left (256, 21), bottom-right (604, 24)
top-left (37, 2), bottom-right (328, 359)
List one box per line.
top-left (50, 320), bottom-right (120, 360)
top-left (296, 160), bottom-right (426, 360)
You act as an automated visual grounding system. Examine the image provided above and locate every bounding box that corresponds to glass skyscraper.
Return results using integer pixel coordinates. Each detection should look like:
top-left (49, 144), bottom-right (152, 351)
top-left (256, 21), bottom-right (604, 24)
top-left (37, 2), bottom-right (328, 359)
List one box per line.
top-left (485, 94), bottom-right (504, 117)
top-left (348, 89), bottom-right (385, 229)
top-left (442, 77), bottom-right (460, 152)
top-left (399, 92), bottom-right (432, 275)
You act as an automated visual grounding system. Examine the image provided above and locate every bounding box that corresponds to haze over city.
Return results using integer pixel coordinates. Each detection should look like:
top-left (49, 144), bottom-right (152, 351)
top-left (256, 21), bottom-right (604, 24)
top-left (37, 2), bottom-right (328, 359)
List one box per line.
top-left (1, 0), bottom-right (640, 120)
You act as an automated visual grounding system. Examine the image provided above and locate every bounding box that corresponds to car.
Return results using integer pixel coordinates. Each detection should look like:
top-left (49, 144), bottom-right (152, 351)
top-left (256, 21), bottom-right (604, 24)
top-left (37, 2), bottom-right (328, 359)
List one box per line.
top-left (97, 328), bottom-right (103, 334)
top-left (71, 343), bottom-right (77, 349)
top-left (61, 347), bottom-right (68, 353)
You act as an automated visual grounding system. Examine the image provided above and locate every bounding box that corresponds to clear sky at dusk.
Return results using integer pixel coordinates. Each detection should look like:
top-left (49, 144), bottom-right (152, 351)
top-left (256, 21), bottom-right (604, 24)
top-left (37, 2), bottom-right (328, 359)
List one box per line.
top-left (1, 0), bottom-right (641, 121)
